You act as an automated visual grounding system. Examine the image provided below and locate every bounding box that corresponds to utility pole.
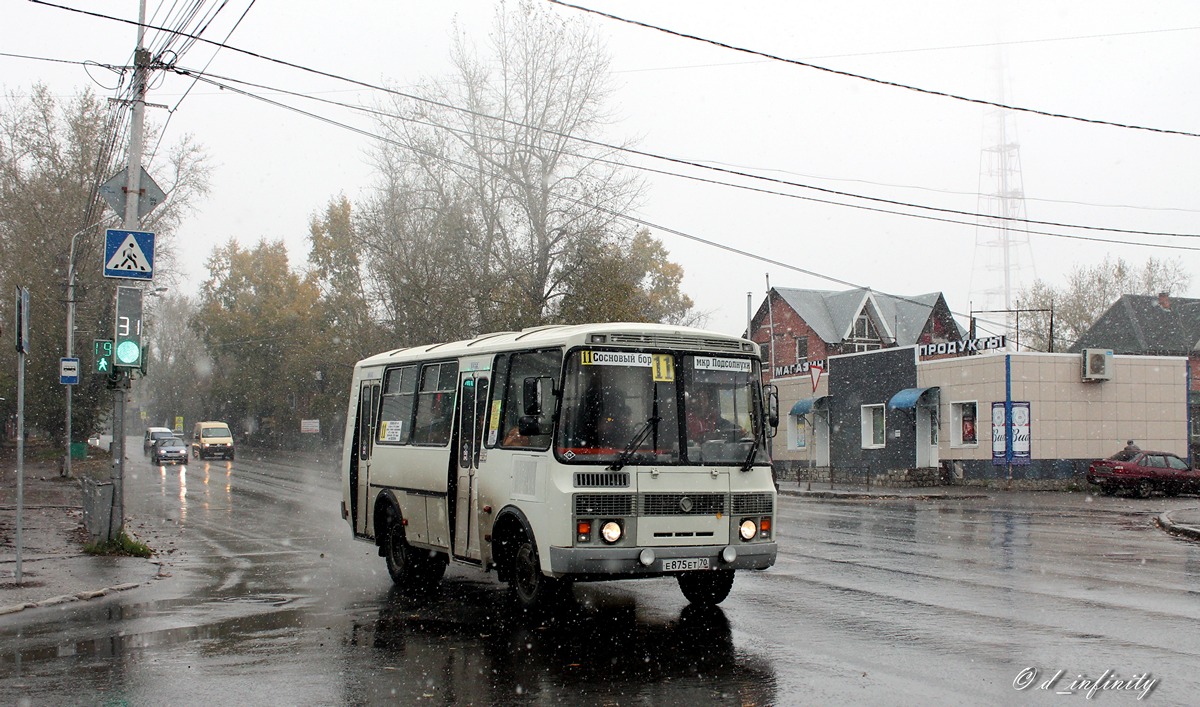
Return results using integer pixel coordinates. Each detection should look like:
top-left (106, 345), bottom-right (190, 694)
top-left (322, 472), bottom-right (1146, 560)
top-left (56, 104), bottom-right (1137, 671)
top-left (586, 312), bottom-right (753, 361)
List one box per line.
top-left (112, 0), bottom-right (149, 538)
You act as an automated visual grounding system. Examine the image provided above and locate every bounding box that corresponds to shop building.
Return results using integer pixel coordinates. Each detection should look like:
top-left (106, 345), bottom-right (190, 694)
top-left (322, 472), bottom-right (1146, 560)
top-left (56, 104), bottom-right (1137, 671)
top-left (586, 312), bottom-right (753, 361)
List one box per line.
top-left (1070, 292), bottom-right (1200, 458)
top-left (776, 346), bottom-right (1188, 487)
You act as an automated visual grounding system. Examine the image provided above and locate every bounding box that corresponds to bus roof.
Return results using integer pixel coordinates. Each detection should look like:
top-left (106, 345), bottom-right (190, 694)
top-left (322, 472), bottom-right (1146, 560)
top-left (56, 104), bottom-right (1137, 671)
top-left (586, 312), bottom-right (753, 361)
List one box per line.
top-left (354, 322), bottom-right (759, 370)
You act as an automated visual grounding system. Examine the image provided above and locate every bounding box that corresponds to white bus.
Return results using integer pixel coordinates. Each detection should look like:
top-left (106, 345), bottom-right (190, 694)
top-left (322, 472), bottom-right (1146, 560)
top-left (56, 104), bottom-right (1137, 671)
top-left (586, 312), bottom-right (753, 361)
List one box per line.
top-left (340, 322), bottom-right (779, 608)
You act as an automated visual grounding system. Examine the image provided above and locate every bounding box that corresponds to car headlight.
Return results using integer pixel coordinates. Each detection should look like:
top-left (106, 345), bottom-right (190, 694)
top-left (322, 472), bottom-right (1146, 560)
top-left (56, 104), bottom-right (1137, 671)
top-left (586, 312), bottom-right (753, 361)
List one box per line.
top-left (739, 519), bottom-right (757, 541)
top-left (600, 520), bottom-right (622, 544)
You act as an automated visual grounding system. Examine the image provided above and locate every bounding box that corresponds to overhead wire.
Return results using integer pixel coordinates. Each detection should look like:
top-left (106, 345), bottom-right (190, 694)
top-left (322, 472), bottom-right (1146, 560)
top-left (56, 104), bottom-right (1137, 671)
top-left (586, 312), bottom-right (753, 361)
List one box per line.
top-left (158, 67), bottom-right (1066, 338)
top-left (168, 64), bottom-right (1200, 251)
top-left (30, 0), bottom-right (1200, 240)
top-left (22, 0), bottom-right (1180, 341)
top-left (546, 0), bottom-right (1200, 140)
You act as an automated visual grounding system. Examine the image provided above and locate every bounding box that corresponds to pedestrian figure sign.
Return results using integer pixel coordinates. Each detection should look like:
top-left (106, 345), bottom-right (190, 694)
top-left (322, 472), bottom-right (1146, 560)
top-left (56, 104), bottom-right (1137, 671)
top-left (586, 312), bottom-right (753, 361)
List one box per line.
top-left (103, 229), bottom-right (155, 280)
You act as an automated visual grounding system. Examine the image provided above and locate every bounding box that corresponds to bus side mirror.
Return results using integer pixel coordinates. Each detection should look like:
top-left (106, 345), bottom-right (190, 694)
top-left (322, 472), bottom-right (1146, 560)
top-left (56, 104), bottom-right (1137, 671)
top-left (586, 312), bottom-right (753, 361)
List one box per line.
top-left (765, 384), bottom-right (780, 430)
top-left (523, 377), bottom-right (543, 416)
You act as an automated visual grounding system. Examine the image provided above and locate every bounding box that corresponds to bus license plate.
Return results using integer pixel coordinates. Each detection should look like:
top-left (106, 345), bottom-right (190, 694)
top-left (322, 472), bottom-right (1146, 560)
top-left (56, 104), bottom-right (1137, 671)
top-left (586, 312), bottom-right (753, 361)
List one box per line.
top-left (662, 557), bottom-right (709, 572)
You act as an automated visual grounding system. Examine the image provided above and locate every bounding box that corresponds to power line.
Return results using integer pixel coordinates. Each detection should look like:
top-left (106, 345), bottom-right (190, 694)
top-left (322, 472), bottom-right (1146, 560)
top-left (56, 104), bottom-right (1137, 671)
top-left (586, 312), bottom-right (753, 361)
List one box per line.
top-left (171, 64), bottom-right (1200, 249)
top-left (33, 0), bottom-right (1200, 239)
top-left (164, 66), bottom-right (1200, 341)
top-left (547, 0), bottom-right (1200, 139)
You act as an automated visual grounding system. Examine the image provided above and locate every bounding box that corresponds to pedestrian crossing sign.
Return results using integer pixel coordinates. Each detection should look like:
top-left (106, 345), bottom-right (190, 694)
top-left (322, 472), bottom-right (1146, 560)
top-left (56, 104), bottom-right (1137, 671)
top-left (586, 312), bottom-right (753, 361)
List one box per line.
top-left (103, 229), bottom-right (155, 280)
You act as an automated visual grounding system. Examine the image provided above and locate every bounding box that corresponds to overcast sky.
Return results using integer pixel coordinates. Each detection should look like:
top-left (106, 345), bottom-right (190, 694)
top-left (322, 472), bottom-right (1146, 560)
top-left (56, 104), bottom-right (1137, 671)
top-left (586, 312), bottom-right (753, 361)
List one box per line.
top-left (5, 0), bottom-right (1199, 339)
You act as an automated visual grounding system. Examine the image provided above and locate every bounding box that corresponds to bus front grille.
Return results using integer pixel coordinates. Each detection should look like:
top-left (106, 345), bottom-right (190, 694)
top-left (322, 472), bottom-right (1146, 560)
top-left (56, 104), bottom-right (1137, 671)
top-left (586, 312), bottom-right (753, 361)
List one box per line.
top-left (732, 492), bottom-right (774, 515)
top-left (640, 493), bottom-right (725, 516)
top-left (574, 493), bottom-right (635, 517)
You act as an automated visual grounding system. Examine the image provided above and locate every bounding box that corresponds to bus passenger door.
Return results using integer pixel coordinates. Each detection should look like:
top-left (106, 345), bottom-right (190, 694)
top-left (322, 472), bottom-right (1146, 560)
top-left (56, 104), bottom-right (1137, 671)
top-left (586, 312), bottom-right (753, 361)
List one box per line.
top-left (453, 372), bottom-right (489, 561)
top-left (353, 381), bottom-right (380, 536)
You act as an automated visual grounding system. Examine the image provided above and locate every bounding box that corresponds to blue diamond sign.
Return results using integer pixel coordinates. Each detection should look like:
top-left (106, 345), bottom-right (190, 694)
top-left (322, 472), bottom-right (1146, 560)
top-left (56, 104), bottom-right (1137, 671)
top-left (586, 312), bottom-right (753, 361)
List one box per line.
top-left (103, 229), bottom-right (155, 280)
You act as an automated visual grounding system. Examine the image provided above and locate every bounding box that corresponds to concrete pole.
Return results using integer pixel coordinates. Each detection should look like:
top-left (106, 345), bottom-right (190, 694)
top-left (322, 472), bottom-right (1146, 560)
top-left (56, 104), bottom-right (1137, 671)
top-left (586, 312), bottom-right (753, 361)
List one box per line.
top-left (64, 233), bottom-right (78, 478)
top-left (111, 0), bottom-right (148, 540)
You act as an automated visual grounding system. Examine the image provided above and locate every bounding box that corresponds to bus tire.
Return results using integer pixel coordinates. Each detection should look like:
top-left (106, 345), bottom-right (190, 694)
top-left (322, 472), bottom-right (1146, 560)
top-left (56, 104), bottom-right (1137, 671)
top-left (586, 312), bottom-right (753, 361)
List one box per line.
top-left (381, 506), bottom-right (443, 593)
top-left (677, 569), bottom-right (734, 606)
top-left (508, 531), bottom-right (568, 610)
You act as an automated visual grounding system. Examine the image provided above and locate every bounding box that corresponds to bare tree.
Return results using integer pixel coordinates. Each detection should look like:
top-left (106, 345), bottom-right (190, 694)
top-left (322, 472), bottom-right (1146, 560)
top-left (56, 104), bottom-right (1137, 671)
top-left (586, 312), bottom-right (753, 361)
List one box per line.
top-left (363, 0), bottom-right (647, 334)
top-left (1016, 255), bottom-right (1192, 352)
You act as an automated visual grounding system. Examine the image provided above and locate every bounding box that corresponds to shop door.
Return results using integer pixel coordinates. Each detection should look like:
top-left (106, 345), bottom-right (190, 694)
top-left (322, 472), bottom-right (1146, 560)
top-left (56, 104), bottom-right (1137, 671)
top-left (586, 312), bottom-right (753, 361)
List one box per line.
top-left (916, 403), bottom-right (939, 469)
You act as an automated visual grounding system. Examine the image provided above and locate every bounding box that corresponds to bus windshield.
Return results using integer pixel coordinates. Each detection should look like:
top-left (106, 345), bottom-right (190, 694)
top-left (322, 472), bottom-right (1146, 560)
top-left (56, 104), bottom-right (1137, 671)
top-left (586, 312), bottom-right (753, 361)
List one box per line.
top-left (555, 349), bottom-right (765, 466)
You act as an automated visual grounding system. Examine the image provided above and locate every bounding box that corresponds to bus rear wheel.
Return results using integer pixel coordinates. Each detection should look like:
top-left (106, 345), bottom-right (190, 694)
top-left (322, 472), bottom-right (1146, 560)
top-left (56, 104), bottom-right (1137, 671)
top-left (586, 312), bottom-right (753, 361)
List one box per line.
top-left (677, 569), bottom-right (734, 606)
top-left (382, 507), bottom-right (444, 593)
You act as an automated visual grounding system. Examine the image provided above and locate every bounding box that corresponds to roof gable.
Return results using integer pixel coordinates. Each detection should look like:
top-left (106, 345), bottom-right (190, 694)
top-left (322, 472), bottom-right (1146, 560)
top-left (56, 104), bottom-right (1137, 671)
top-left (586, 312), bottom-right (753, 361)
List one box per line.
top-left (772, 286), bottom-right (950, 346)
top-left (1071, 295), bottom-right (1200, 354)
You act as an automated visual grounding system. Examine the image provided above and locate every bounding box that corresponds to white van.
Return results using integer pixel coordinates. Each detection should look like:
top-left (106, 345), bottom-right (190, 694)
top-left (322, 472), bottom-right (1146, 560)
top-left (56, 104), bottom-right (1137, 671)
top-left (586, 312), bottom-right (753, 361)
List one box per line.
top-left (192, 421), bottom-right (235, 460)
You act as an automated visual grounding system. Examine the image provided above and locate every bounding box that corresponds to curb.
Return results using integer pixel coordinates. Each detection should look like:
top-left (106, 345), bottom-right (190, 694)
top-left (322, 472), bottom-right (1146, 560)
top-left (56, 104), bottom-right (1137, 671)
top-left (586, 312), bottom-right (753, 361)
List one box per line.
top-left (0, 581), bottom-right (143, 616)
top-left (1156, 509), bottom-right (1200, 541)
top-left (778, 488), bottom-right (989, 501)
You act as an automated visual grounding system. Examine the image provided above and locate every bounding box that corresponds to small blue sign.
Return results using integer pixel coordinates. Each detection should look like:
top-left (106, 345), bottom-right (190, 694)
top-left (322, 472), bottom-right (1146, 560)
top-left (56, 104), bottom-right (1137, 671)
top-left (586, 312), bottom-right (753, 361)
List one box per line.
top-left (60, 357), bottom-right (80, 385)
top-left (103, 229), bottom-right (155, 280)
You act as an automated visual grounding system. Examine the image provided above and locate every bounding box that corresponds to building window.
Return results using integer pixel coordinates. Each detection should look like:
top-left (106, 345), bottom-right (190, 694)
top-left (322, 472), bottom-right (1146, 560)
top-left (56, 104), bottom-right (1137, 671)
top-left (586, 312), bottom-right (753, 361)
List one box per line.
top-left (847, 312), bottom-right (882, 352)
top-left (861, 404), bottom-right (885, 449)
top-left (951, 401), bottom-right (978, 447)
top-left (788, 413), bottom-right (807, 450)
top-left (853, 313), bottom-right (873, 339)
top-left (795, 336), bottom-right (808, 362)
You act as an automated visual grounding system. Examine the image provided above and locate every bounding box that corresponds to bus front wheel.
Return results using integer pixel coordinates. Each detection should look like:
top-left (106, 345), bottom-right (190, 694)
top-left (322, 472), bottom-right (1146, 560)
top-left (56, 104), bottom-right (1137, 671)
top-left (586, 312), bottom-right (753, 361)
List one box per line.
top-left (677, 569), bottom-right (734, 606)
top-left (508, 533), bottom-right (569, 610)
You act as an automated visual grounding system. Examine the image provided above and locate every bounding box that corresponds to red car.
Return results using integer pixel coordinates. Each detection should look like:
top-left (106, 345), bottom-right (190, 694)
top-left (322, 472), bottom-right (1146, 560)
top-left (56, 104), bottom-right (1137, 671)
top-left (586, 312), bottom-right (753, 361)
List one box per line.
top-left (1087, 450), bottom-right (1200, 497)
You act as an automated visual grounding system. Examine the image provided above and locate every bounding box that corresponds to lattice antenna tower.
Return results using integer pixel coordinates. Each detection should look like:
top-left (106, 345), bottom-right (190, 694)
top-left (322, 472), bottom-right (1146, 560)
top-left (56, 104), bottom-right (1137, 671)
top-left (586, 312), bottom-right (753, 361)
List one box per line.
top-left (969, 50), bottom-right (1036, 346)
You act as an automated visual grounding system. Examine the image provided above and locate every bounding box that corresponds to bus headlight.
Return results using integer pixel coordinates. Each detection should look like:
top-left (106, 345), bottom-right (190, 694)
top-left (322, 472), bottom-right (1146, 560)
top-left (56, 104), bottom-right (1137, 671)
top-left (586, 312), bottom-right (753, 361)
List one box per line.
top-left (739, 519), bottom-right (757, 541)
top-left (600, 520), bottom-right (623, 544)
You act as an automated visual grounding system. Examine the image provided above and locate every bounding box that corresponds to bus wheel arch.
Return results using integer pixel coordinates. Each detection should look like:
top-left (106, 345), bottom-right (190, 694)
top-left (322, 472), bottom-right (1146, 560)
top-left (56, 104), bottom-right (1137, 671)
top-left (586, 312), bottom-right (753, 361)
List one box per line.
top-left (493, 506), bottom-right (570, 609)
top-left (491, 508), bottom-right (533, 584)
top-left (373, 492), bottom-right (444, 592)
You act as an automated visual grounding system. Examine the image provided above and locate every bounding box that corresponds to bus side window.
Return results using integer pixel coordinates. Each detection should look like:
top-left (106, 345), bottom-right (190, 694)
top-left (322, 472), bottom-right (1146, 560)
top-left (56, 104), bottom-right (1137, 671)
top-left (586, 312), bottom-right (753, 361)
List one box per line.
top-left (413, 361), bottom-right (459, 446)
top-left (499, 350), bottom-right (561, 449)
top-left (377, 366), bottom-right (417, 445)
top-left (358, 384), bottom-right (375, 460)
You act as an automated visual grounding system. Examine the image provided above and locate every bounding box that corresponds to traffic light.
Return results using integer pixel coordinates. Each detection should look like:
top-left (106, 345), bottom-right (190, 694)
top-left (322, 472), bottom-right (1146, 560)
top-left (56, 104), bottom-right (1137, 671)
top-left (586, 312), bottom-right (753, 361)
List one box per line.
top-left (114, 286), bottom-right (144, 369)
top-left (93, 339), bottom-right (113, 374)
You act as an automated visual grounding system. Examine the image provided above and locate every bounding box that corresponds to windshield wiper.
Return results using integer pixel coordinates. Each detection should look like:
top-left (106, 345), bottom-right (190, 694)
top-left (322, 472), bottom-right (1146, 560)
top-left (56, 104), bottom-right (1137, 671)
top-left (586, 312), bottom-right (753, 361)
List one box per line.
top-left (740, 424), bottom-right (760, 472)
top-left (609, 416), bottom-right (661, 471)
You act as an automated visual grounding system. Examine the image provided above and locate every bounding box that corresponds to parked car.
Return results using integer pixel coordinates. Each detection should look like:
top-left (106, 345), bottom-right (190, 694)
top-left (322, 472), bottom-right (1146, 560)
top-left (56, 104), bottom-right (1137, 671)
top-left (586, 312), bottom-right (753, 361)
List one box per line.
top-left (1087, 450), bottom-right (1200, 497)
top-left (143, 427), bottom-right (174, 454)
top-left (152, 436), bottom-right (189, 465)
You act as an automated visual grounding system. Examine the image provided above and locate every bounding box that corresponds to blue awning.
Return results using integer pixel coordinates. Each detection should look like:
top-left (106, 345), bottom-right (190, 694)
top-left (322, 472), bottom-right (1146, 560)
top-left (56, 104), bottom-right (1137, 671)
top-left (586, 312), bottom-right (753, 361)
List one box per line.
top-left (790, 396), bottom-right (829, 416)
top-left (887, 386), bottom-right (939, 410)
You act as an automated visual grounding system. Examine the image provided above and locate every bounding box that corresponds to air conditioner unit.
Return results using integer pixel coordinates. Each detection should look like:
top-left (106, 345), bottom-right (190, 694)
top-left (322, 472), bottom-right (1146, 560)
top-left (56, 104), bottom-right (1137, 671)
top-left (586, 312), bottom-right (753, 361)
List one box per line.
top-left (1082, 348), bottom-right (1113, 381)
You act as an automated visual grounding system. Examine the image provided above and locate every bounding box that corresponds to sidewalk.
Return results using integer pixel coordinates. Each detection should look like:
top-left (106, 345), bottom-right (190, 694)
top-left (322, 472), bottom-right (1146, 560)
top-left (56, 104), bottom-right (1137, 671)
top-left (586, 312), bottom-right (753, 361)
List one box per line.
top-left (0, 455), bottom-right (174, 616)
top-left (775, 479), bottom-right (989, 500)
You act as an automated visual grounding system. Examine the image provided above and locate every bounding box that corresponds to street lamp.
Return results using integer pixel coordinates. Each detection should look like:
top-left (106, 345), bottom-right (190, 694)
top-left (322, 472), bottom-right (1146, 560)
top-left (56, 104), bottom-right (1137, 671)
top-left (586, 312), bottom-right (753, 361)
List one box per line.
top-left (63, 217), bottom-right (119, 477)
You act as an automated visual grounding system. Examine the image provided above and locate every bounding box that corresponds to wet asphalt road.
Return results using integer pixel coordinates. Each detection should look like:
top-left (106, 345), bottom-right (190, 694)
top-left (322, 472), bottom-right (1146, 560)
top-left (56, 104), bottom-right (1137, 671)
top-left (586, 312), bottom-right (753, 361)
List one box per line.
top-left (3, 442), bottom-right (1200, 705)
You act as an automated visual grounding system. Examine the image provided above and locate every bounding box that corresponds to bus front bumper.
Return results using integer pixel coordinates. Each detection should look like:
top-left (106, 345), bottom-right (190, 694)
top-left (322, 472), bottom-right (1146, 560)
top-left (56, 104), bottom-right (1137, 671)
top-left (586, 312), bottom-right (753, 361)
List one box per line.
top-left (548, 542), bottom-right (776, 578)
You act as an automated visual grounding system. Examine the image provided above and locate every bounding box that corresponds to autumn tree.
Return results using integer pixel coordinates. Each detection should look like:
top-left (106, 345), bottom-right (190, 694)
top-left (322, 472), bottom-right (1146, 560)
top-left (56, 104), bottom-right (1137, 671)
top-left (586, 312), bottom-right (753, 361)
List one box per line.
top-left (0, 84), bottom-right (208, 443)
top-left (1015, 255), bottom-right (1191, 352)
top-left (192, 239), bottom-right (327, 448)
top-left (363, 0), bottom-right (673, 334)
top-left (557, 230), bottom-right (698, 325)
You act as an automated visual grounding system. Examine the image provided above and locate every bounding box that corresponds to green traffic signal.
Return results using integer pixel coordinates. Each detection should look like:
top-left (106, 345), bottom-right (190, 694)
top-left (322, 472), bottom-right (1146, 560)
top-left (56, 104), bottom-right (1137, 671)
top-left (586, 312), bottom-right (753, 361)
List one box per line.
top-left (114, 286), bottom-right (143, 369)
top-left (116, 340), bottom-right (141, 365)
